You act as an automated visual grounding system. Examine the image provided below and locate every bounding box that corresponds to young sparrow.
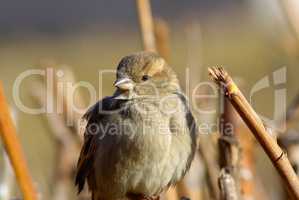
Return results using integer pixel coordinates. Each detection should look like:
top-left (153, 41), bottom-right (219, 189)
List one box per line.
top-left (75, 52), bottom-right (197, 200)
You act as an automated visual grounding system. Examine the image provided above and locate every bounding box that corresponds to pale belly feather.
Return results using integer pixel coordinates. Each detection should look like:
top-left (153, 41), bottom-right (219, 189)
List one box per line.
top-left (93, 100), bottom-right (192, 200)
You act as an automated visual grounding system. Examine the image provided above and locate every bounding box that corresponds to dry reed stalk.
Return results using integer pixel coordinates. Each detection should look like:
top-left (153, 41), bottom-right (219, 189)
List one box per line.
top-left (0, 154), bottom-right (14, 200)
top-left (30, 69), bottom-right (84, 200)
top-left (136, 0), bottom-right (156, 52)
top-left (278, 93), bottom-right (299, 174)
top-left (218, 95), bottom-right (240, 200)
top-left (209, 67), bottom-right (299, 199)
top-left (219, 99), bottom-right (240, 171)
top-left (278, 93), bottom-right (299, 200)
top-left (221, 80), bottom-right (258, 200)
top-left (56, 66), bottom-right (86, 141)
top-left (154, 19), bottom-right (170, 61)
top-left (278, 0), bottom-right (299, 58)
top-left (232, 80), bottom-right (269, 199)
top-left (0, 82), bottom-right (37, 200)
top-left (38, 60), bottom-right (86, 140)
top-left (221, 91), bottom-right (263, 200)
top-left (218, 169), bottom-right (238, 200)
top-left (197, 138), bottom-right (220, 200)
top-left (0, 107), bottom-right (18, 200)
top-left (237, 128), bottom-right (257, 199)
top-left (279, 0), bottom-right (299, 42)
top-left (229, 110), bottom-right (268, 199)
top-left (184, 22), bottom-right (218, 200)
top-left (285, 93), bottom-right (299, 124)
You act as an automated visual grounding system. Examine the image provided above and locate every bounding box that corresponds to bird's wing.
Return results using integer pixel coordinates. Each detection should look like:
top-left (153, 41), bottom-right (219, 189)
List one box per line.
top-left (178, 92), bottom-right (198, 175)
top-left (75, 132), bottom-right (98, 193)
top-left (166, 92), bottom-right (198, 187)
top-left (75, 97), bottom-right (119, 193)
top-left (173, 91), bottom-right (198, 146)
top-left (75, 101), bottom-right (100, 193)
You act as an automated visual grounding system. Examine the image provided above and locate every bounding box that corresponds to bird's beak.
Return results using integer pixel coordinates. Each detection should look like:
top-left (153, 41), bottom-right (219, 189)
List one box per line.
top-left (114, 78), bottom-right (134, 91)
top-left (113, 78), bottom-right (134, 100)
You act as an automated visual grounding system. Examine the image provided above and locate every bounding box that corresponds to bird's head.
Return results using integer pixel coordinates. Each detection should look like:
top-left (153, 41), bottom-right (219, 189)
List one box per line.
top-left (113, 52), bottom-right (179, 100)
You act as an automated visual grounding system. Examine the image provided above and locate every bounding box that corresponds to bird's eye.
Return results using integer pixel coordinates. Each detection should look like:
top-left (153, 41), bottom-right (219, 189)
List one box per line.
top-left (142, 75), bottom-right (150, 81)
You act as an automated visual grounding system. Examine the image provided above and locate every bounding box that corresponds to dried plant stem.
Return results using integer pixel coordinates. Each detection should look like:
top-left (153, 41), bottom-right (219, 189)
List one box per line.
top-left (218, 95), bottom-right (240, 200)
top-left (278, 92), bottom-right (299, 175)
top-left (30, 67), bottom-right (85, 200)
top-left (185, 22), bottom-right (212, 200)
top-left (279, 0), bottom-right (299, 43)
top-left (154, 18), bottom-right (170, 61)
top-left (198, 138), bottom-right (220, 199)
top-left (218, 169), bottom-right (238, 200)
top-left (0, 82), bottom-right (37, 200)
top-left (0, 154), bottom-right (14, 200)
top-left (278, 92), bottom-right (299, 200)
top-left (209, 67), bottom-right (299, 199)
top-left (136, 0), bottom-right (156, 52)
top-left (222, 85), bottom-right (259, 199)
top-left (238, 129), bottom-right (257, 199)
top-left (285, 93), bottom-right (299, 124)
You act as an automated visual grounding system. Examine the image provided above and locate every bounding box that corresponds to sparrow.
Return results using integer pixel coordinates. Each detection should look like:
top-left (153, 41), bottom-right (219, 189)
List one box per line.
top-left (75, 51), bottom-right (197, 200)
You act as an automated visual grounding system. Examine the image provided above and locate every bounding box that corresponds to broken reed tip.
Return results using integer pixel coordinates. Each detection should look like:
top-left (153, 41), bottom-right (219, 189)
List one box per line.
top-left (208, 67), bottom-right (228, 84)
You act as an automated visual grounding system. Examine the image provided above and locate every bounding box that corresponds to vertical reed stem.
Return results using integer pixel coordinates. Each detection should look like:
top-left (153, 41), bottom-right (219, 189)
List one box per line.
top-left (136, 0), bottom-right (156, 52)
top-left (0, 82), bottom-right (37, 200)
top-left (209, 67), bottom-right (299, 199)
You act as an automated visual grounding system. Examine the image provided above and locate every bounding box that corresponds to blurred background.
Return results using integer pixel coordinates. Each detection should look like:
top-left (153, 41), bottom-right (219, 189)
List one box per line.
top-left (1, 0), bottom-right (299, 200)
